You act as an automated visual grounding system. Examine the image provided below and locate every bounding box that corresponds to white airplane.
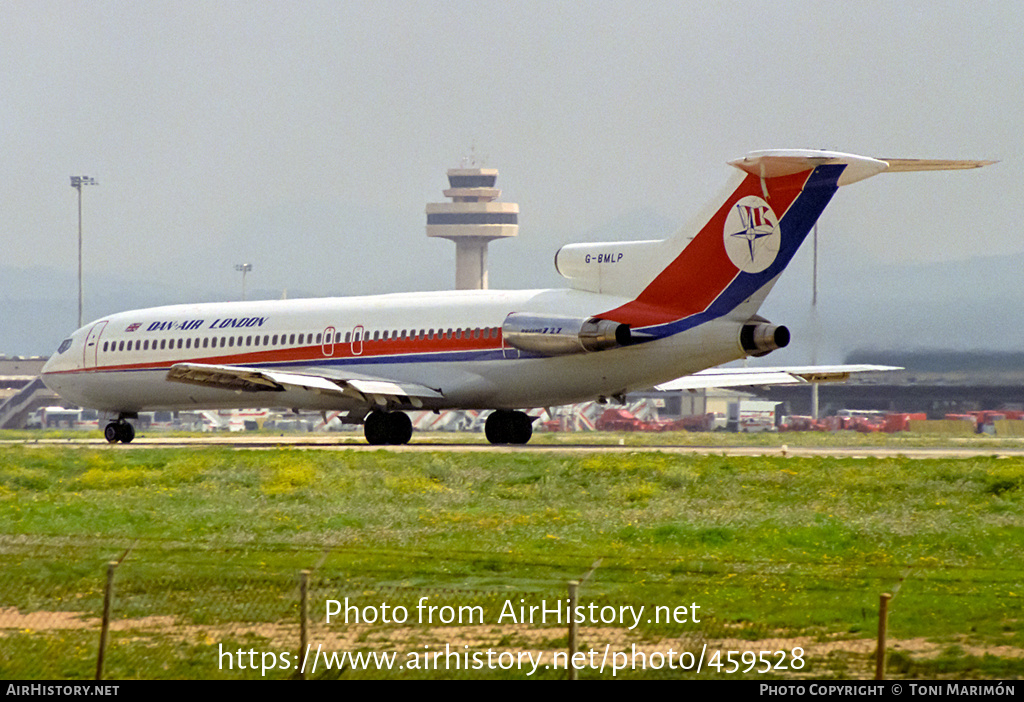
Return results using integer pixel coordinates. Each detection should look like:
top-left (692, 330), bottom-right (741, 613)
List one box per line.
top-left (41, 150), bottom-right (992, 445)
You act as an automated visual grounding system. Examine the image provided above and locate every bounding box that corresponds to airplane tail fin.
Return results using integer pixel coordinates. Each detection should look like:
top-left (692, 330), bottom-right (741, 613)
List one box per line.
top-left (556, 150), bottom-right (992, 332)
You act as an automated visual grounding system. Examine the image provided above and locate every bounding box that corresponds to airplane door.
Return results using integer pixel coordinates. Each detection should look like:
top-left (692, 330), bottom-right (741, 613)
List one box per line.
top-left (351, 325), bottom-right (364, 356)
top-left (83, 321), bottom-right (108, 369)
top-left (322, 326), bottom-right (336, 357)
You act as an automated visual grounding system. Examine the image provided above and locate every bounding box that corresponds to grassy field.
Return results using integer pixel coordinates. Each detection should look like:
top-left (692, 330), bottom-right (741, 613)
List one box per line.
top-left (0, 439), bottom-right (1021, 679)
top-left (8, 426), bottom-right (1024, 448)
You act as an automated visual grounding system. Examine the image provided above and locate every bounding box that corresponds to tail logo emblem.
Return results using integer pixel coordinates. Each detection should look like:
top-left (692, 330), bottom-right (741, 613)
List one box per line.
top-left (723, 196), bottom-right (780, 273)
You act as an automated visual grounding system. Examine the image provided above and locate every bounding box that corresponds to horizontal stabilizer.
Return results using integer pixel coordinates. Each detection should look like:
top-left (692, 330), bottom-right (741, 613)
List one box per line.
top-left (877, 158), bottom-right (997, 172)
top-left (730, 150), bottom-right (995, 187)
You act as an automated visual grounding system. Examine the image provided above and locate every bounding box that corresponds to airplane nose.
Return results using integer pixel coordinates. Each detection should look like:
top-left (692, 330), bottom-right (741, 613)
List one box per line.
top-left (42, 336), bottom-right (75, 376)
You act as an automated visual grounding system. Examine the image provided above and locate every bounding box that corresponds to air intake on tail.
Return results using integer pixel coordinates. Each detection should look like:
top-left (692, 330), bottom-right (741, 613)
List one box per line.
top-left (740, 323), bottom-right (790, 357)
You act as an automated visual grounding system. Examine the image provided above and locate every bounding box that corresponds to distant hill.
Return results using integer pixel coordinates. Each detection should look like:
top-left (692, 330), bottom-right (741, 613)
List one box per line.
top-left (846, 350), bottom-right (1024, 373)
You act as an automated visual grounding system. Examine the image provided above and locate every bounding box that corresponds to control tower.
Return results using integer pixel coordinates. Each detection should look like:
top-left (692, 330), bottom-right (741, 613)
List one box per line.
top-left (426, 167), bottom-right (519, 289)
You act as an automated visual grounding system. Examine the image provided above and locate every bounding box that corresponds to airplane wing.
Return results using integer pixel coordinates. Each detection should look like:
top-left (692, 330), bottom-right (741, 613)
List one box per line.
top-left (654, 364), bottom-right (901, 391)
top-left (166, 363), bottom-right (444, 408)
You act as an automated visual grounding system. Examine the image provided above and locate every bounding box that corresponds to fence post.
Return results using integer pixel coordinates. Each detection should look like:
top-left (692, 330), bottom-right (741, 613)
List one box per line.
top-left (95, 561), bottom-right (118, 681)
top-left (875, 592), bottom-right (892, 680)
top-left (299, 570), bottom-right (310, 680)
top-left (567, 580), bottom-right (579, 681)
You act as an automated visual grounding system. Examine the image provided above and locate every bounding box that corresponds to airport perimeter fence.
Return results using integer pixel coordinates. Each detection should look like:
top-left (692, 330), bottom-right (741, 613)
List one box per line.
top-left (0, 542), bottom-right (1015, 681)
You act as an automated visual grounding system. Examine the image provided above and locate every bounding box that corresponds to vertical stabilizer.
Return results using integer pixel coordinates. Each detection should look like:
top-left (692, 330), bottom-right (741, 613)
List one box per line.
top-left (590, 150), bottom-right (991, 333)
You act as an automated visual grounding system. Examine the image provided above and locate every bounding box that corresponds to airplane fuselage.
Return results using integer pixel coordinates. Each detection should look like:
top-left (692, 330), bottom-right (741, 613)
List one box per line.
top-left (41, 287), bottom-right (747, 415)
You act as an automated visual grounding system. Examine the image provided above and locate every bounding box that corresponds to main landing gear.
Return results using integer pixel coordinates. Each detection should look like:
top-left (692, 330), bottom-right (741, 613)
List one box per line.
top-left (363, 410), bottom-right (413, 445)
top-left (104, 419), bottom-right (135, 444)
top-left (485, 409), bottom-right (533, 445)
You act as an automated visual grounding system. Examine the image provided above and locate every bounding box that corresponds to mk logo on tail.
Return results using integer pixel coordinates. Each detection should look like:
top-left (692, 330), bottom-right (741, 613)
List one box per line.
top-left (724, 196), bottom-right (780, 273)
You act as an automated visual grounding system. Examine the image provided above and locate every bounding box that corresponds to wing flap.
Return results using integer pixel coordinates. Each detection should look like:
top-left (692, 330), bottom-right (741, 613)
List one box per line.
top-left (166, 363), bottom-right (444, 407)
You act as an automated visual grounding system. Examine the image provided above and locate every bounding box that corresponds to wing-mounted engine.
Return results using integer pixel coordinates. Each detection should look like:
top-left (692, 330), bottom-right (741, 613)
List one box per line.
top-left (502, 313), bottom-right (631, 356)
top-left (740, 319), bottom-right (790, 357)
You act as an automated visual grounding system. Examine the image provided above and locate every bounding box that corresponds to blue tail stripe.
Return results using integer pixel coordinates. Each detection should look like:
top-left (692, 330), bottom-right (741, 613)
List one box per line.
top-left (638, 164), bottom-right (845, 338)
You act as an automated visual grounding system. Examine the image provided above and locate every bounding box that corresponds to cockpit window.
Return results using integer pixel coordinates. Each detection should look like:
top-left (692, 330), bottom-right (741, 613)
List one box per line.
top-left (57, 339), bottom-right (73, 354)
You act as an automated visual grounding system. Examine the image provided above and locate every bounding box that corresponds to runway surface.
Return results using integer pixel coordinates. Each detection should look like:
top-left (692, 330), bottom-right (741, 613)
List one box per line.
top-left (7, 434), bottom-right (1024, 459)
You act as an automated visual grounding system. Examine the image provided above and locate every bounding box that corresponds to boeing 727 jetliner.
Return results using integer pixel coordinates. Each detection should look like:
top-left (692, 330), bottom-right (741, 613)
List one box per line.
top-left (41, 150), bottom-right (992, 445)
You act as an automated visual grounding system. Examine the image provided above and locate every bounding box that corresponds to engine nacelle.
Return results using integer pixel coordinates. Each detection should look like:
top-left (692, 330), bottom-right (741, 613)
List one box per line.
top-left (740, 323), bottom-right (790, 357)
top-left (502, 313), bottom-right (631, 356)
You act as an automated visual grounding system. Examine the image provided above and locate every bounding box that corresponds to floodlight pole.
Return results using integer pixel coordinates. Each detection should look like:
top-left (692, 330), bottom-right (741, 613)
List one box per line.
top-left (811, 222), bottom-right (820, 420)
top-left (235, 263), bottom-right (253, 301)
top-left (70, 175), bottom-right (98, 329)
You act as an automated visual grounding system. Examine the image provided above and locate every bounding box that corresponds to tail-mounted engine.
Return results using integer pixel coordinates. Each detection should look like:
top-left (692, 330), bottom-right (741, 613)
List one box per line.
top-left (502, 313), bottom-right (631, 356)
top-left (740, 321), bottom-right (790, 357)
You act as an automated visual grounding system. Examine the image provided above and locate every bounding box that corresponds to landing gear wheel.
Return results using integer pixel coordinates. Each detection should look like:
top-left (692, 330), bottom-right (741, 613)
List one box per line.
top-left (509, 411), bottom-right (533, 445)
top-left (104, 421), bottom-right (135, 444)
top-left (385, 411), bottom-right (413, 445)
top-left (363, 411), bottom-right (413, 445)
top-left (364, 411), bottom-right (389, 445)
top-left (485, 410), bottom-right (533, 445)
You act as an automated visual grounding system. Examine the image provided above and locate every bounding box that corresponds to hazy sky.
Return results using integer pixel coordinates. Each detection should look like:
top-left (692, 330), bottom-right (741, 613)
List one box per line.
top-left (2, 1), bottom-right (1019, 307)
